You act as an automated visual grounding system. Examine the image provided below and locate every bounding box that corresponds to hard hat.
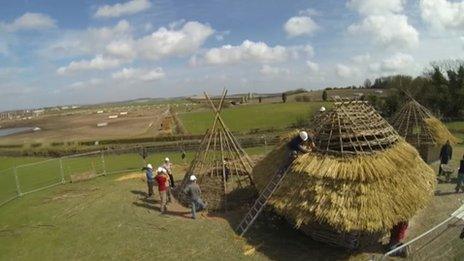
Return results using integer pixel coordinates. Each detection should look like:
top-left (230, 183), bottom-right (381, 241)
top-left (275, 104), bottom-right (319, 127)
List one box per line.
top-left (157, 167), bottom-right (166, 173)
top-left (190, 175), bottom-right (197, 181)
top-left (147, 164), bottom-right (153, 170)
top-left (165, 157), bottom-right (170, 162)
top-left (319, 106), bottom-right (326, 112)
top-left (299, 131), bottom-right (309, 141)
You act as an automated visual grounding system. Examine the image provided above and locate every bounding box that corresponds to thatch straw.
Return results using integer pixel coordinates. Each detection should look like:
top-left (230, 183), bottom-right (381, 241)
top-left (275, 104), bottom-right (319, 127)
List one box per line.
top-left (424, 117), bottom-right (460, 145)
top-left (252, 135), bottom-right (436, 232)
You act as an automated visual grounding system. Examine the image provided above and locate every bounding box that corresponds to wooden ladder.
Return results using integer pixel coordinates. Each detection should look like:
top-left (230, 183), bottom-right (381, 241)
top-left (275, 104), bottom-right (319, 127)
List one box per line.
top-left (236, 165), bottom-right (290, 236)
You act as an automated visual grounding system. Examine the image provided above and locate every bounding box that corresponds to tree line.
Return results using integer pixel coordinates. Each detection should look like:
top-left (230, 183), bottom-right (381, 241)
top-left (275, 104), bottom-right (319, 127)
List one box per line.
top-left (365, 61), bottom-right (464, 120)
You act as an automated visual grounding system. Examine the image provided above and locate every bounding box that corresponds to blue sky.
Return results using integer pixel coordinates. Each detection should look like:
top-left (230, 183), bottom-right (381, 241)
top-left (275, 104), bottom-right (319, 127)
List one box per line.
top-left (0, 0), bottom-right (463, 110)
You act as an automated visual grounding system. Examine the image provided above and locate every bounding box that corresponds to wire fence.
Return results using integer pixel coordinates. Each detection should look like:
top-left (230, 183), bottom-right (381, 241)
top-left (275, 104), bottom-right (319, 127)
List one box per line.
top-left (381, 205), bottom-right (464, 260)
top-left (0, 147), bottom-right (151, 207)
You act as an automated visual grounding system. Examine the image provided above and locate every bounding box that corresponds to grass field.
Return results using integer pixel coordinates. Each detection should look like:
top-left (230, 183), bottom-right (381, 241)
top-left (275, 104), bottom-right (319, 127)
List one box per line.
top-left (178, 101), bottom-right (331, 134)
top-left (0, 147), bottom-right (270, 206)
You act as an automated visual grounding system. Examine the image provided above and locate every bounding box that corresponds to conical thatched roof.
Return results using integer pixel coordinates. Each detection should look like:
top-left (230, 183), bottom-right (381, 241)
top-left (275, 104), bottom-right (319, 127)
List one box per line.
top-left (174, 90), bottom-right (255, 210)
top-left (391, 99), bottom-right (460, 145)
top-left (252, 101), bottom-right (435, 232)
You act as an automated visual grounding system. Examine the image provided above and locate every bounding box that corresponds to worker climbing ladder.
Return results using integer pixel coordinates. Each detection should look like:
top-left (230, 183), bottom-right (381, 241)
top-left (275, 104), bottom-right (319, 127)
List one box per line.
top-left (236, 164), bottom-right (291, 236)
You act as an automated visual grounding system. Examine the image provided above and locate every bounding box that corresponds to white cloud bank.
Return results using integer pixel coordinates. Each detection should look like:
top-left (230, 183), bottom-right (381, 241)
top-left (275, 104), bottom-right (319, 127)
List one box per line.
top-left (347, 0), bottom-right (418, 49)
top-left (95, 0), bottom-right (151, 18)
top-left (420, 0), bottom-right (464, 31)
top-left (1, 12), bottom-right (56, 32)
top-left (259, 65), bottom-right (290, 76)
top-left (284, 16), bottom-right (319, 37)
top-left (136, 21), bottom-right (214, 60)
top-left (57, 55), bottom-right (121, 74)
top-left (112, 67), bottom-right (165, 81)
top-left (192, 40), bottom-right (312, 66)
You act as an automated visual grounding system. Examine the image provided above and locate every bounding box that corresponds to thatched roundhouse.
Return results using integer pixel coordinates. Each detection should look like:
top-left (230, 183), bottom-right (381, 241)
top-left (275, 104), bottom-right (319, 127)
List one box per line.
top-left (252, 101), bottom-right (436, 249)
top-left (391, 99), bottom-right (460, 163)
top-left (174, 91), bottom-right (255, 210)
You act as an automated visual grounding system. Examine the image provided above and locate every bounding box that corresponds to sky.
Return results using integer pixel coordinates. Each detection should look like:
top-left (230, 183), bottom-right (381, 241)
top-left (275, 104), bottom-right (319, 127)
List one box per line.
top-left (0, 0), bottom-right (463, 111)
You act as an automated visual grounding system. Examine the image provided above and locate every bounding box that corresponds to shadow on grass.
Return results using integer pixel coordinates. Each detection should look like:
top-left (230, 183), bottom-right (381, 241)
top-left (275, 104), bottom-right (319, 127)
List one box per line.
top-left (132, 201), bottom-right (192, 219)
top-left (209, 208), bottom-right (353, 260)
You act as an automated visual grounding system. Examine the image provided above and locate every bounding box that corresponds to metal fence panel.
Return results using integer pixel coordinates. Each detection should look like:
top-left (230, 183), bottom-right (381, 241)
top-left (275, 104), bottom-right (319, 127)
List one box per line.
top-left (15, 159), bottom-right (62, 194)
top-left (0, 168), bottom-right (18, 206)
top-left (61, 151), bottom-right (105, 181)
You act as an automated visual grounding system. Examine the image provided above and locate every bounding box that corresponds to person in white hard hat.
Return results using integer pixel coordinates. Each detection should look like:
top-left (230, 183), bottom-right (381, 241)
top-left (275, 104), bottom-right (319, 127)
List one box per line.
top-left (162, 157), bottom-right (175, 188)
top-left (141, 164), bottom-right (155, 198)
top-left (183, 174), bottom-right (207, 219)
top-left (319, 106), bottom-right (326, 112)
top-left (287, 130), bottom-right (315, 159)
top-left (155, 167), bottom-right (170, 213)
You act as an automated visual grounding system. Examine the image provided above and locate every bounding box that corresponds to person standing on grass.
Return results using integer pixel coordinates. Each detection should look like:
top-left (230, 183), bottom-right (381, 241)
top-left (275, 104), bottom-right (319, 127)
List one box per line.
top-left (455, 154), bottom-right (464, 193)
top-left (162, 157), bottom-right (174, 203)
top-left (183, 175), bottom-right (207, 219)
top-left (439, 140), bottom-right (453, 176)
top-left (162, 157), bottom-right (175, 188)
top-left (141, 164), bottom-right (154, 198)
top-left (155, 167), bottom-right (170, 213)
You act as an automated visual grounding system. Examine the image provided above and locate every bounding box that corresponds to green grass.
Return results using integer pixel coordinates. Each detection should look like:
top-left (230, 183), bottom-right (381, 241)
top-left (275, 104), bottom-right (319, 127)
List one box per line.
top-left (0, 167), bottom-right (349, 260)
top-left (446, 121), bottom-right (464, 132)
top-left (0, 147), bottom-right (268, 205)
top-left (179, 101), bottom-right (331, 134)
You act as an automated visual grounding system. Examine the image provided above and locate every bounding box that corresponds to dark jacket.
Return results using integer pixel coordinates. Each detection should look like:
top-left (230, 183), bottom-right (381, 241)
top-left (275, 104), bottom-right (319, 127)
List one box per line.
top-left (183, 182), bottom-right (202, 201)
top-left (440, 144), bottom-right (453, 162)
top-left (459, 160), bottom-right (464, 174)
top-left (288, 135), bottom-right (308, 153)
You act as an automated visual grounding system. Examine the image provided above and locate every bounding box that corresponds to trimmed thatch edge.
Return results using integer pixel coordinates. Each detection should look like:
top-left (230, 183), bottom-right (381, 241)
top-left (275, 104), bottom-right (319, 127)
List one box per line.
top-left (424, 117), bottom-right (460, 145)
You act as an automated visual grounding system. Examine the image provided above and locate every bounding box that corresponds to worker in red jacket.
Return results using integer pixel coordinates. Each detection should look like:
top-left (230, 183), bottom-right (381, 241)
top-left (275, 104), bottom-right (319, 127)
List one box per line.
top-left (155, 167), bottom-right (170, 213)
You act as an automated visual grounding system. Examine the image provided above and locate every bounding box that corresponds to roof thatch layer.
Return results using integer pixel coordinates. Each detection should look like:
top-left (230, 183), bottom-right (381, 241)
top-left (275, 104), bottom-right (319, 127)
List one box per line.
top-left (252, 101), bottom-right (436, 232)
top-left (391, 99), bottom-right (459, 146)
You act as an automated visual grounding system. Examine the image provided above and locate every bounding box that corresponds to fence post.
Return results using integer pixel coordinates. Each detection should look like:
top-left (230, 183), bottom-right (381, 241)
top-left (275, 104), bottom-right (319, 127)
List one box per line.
top-left (59, 158), bottom-right (65, 183)
top-left (13, 167), bottom-right (22, 197)
top-left (101, 150), bottom-right (107, 176)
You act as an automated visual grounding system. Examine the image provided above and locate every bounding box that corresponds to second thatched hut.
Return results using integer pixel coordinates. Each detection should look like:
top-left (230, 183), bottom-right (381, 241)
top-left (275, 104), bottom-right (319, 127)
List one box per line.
top-left (252, 101), bottom-right (436, 249)
top-left (391, 98), bottom-right (460, 163)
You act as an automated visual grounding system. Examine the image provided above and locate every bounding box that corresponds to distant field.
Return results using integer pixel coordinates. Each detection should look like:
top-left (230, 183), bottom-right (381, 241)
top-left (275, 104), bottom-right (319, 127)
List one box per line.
top-left (179, 101), bottom-right (331, 134)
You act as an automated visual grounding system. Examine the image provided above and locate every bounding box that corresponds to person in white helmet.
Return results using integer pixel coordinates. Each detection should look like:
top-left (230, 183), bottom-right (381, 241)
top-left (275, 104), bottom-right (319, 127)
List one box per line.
top-left (155, 167), bottom-right (170, 213)
top-left (288, 131), bottom-right (314, 155)
top-left (183, 174), bottom-right (207, 219)
top-left (162, 157), bottom-right (175, 188)
top-left (319, 106), bottom-right (326, 112)
top-left (141, 164), bottom-right (155, 198)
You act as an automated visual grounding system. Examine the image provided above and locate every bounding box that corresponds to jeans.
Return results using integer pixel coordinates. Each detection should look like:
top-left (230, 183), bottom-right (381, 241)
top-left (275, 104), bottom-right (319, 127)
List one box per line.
top-left (147, 181), bottom-right (154, 197)
top-left (191, 198), bottom-right (206, 219)
top-left (456, 173), bottom-right (464, 192)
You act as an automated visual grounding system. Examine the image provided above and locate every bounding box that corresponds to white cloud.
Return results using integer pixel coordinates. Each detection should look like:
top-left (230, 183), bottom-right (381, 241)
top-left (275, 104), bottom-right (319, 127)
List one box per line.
top-left (335, 64), bottom-right (359, 78)
top-left (378, 52), bottom-right (414, 72)
top-left (420, 0), bottom-right (464, 31)
top-left (351, 53), bottom-right (371, 63)
top-left (306, 60), bottom-right (319, 72)
top-left (68, 78), bottom-right (103, 91)
top-left (1, 12), bottom-right (56, 32)
top-left (284, 16), bottom-right (319, 37)
top-left (112, 67), bottom-right (165, 81)
top-left (95, 0), bottom-right (151, 18)
top-left (347, 0), bottom-right (404, 15)
top-left (45, 20), bottom-right (132, 58)
top-left (57, 55), bottom-right (121, 75)
top-left (136, 21), bottom-right (214, 60)
top-left (348, 14), bottom-right (419, 49)
top-left (259, 65), bottom-right (290, 76)
top-left (196, 40), bottom-right (293, 66)
top-left (106, 40), bottom-right (136, 59)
